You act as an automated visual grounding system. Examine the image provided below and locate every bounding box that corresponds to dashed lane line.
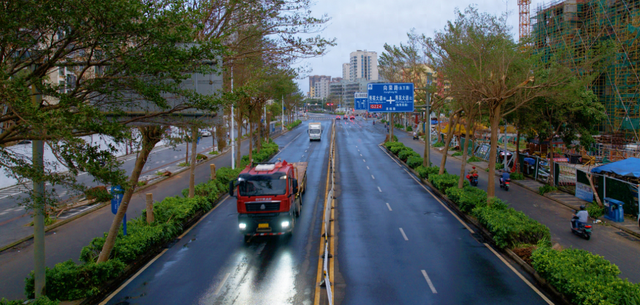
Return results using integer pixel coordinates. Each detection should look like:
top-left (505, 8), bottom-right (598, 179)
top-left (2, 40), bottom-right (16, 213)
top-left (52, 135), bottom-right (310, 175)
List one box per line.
top-left (377, 186), bottom-right (382, 192)
top-left (421, 270), bottom-right (438, 294)
top-left (386, 203), bottom-right (392, 211)
top-left (371, 175), bottom-right (375, 180)
top-left (399, 228), bottom-right (409, 241)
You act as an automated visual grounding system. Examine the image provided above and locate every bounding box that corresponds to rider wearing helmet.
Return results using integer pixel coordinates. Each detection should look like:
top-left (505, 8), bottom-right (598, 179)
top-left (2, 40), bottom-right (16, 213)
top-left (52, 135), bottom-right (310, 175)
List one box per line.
top-left (500, 168), bottom-right (510, 184)
top-left (469, 166), bottom-right (478, 175)
top-left (573, 205), bottom-right (589, 229)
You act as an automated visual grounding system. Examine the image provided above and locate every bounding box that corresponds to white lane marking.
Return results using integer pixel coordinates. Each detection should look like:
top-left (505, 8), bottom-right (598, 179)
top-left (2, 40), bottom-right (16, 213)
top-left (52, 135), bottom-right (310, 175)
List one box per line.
top-left (386, 203), bottom-right (392, 211)
top-left (214, 272), bottom-right (231, 295)
top-left (484, 243), bottom-right (554, 304)
top-left (399, 228), bottom-right (409, 241)
top-left (371, 175), bottom-right (375, 180)
top-left (378, 145), bottom-right (475, 234)
top-left (366, 166), bottom-right (370, 170)
top-left (360, 154), bottom-right (362, 157)
top-left (377, 186), bottom-right (382, 192)
top-left (421, 270), bottom-right (438, 294)
top-left (363, 159), bottom-right (366, 163)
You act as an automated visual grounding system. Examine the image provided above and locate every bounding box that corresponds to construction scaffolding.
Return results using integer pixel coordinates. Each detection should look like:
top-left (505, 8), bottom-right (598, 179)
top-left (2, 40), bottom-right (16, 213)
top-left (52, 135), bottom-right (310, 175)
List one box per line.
top-left (532, 0), bottom-right (640, 141)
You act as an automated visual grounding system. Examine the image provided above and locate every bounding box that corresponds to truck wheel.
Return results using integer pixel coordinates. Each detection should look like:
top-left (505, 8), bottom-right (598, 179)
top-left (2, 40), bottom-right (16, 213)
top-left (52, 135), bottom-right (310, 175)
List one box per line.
top-left (295, 199), bottom-right (301, 218)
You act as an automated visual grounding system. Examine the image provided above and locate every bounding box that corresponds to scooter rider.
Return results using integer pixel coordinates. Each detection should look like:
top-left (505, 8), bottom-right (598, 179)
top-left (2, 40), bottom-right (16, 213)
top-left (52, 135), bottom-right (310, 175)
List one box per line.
top-left (500, 168), bottom-right (510, 185)
top-left (572, 205), bottom-right (589, 229)
top-left (469, 166), bottom-right (478, 176)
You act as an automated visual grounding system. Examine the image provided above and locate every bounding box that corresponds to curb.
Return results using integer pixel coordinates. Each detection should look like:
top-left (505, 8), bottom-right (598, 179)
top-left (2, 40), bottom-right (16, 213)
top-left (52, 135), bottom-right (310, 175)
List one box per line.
top-left (0, 137), bottom-right (253, 254)
top-left (382, 144), bottom-right (570, 305)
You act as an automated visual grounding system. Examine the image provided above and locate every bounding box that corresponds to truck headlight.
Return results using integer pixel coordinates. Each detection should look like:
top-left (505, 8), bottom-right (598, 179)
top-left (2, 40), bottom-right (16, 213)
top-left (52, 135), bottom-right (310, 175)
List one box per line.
top-left (281, 221), bottom-right (290, 228)
top-left (239, 223), bottom-right (247, 230)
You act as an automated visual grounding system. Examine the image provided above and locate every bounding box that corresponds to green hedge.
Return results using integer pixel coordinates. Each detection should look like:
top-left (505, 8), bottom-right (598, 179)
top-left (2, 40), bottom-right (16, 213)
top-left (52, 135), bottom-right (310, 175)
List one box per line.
top-left (415, 166), bottom-right (440, 179)
top-left (428, 173), bottom-right (467, 191)
top-left (473, 200), bottom-right (551, 249)
top-left (407, 156), bottom-right (423, 169)
top-left (398, 149), bottom-right (419, 162)
top-left (390, 145), bottom-right (406, 154)
top-left (286, 119), bottom-right (302, 130)
top-left (0, 297), bottom-right (58, 305)
top-left (384, 141), bottom-right (404, 149)
top-left (532, 246), bottom-right (640, 305)
top-left (25, 260), bottom-right (126, 300)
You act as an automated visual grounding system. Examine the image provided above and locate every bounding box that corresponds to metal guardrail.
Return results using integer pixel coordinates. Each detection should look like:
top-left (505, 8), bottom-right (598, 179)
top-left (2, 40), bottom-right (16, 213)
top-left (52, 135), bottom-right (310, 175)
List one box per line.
top-left (321, 121), bottom-right (336, 304)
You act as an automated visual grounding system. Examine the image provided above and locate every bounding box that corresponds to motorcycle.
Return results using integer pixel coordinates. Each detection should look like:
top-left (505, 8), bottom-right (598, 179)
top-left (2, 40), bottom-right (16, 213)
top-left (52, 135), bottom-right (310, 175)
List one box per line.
top-left (499, 178), bottom-right (511, 191)
top-left (466, 173), bottom-right (479, 186)
top-left (412, 132), bottom-right (419, 140)
top-left (571, 214), bottom-right (592, 240)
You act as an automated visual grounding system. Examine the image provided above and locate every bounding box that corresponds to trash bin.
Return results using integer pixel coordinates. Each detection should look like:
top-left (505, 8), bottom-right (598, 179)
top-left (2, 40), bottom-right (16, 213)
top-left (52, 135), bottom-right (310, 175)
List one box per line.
top-left (604, 198), bottom-right (625, 222)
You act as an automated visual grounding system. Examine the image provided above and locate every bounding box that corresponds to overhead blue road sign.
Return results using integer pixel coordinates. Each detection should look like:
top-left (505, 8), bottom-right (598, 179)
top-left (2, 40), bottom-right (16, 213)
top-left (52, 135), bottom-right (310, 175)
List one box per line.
top-left (354, 92), bottom-right (368, 110)
top-left (367, 83), bottom-right (414, 112)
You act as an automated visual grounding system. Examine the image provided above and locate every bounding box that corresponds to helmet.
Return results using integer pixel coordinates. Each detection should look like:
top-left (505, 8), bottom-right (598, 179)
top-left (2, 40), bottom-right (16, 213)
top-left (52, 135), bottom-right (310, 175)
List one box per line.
top-left (580, 205), bottom-right (586, 210)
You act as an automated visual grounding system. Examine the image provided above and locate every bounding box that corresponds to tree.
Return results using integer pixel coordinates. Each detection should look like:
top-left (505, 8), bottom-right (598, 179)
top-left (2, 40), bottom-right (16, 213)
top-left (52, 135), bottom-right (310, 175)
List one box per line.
top-left (422, 6), bottom-right (594, 200)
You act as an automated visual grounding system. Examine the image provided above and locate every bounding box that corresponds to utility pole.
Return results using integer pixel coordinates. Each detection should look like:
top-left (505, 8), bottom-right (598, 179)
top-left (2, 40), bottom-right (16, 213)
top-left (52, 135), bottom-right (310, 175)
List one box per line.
top-left (281, 96), bottom-right (284, 129)
top-left (231, 67), bottom-right (235, 169)
top-left (504, 121), bottom-right (508, 170)
top-left (31, 71), bottom-right (45, 297)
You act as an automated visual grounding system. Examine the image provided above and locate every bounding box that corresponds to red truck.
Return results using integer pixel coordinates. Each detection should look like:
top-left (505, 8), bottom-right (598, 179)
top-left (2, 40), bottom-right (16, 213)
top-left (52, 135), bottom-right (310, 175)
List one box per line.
top-left (229, 161), bottom-right (307, 242)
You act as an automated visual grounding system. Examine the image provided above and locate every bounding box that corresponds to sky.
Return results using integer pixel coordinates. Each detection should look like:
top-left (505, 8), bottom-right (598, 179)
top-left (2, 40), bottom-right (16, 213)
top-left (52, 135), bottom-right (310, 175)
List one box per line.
top-left (295, 0), bottom-right (549, 94)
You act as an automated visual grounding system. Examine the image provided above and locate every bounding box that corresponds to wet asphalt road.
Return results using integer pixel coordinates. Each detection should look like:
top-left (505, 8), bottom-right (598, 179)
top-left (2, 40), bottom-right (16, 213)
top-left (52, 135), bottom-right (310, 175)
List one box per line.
top-left (332, 117), bottom-right (551, 305)
top-left (105, 116), bottom-right (332, 305)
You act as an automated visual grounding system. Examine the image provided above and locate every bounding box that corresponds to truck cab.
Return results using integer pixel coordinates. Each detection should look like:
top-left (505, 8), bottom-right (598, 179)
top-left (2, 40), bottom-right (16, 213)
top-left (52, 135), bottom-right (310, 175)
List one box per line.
top-left (230, 161), bottom-right (307, 242)
top-left (308, 122), bottom-right (322, 141)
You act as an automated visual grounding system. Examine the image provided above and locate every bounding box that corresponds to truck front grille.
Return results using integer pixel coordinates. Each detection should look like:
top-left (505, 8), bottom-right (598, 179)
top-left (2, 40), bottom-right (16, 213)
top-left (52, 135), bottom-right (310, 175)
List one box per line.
top-left (246, 202), bottom-right (280, 212)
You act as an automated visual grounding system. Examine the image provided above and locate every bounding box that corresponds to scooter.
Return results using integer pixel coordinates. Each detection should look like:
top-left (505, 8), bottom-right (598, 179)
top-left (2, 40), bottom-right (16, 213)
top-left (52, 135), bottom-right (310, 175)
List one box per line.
top-left (499, 178), bottom-right (511, 191)
top-left (412, 132), bottom-right (419, 140)
top-left (571, 215), bottom-right (592, 240)
top-left (466, 173), bottom-right (479, 186)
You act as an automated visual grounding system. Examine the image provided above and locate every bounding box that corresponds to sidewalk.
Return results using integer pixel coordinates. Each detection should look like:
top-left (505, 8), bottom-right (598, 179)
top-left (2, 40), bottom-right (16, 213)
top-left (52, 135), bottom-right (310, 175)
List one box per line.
top-left (391, 128), bottom-right (640, 283)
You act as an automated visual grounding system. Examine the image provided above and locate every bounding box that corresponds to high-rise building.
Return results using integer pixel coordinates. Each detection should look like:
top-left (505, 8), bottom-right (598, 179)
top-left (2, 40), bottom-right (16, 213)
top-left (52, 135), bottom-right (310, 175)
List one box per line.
top-left (349, 50), bottom-right (378, 81)
top-left (342, 63), bottom-right (350, 80)
top-left (308, 75), bottom-right (331, 98)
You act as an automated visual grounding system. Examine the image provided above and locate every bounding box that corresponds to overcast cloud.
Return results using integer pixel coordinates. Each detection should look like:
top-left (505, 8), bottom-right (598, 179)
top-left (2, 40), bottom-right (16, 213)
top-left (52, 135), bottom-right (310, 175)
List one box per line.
top-left (295, 0), bottom-right (548, 94)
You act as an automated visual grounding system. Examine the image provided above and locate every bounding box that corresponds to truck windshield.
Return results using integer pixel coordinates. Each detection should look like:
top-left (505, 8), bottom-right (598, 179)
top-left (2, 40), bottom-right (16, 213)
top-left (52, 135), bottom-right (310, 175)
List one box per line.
top-left (238, 174), bottom-right (287, 196)
top-left (310, 129), bottom-right (321, 135)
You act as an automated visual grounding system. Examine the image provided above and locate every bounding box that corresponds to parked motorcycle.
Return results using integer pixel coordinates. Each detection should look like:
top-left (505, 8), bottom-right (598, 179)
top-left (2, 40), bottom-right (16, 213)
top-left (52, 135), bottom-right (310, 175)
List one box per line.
top-left (571, 214), bottom-right (592, 240)
top-left (466, 173), bottom-right (479, 186)
top-left (499, 178), bottom-right (511, 191)
top-left (412, 132), bottom-right (419, 140)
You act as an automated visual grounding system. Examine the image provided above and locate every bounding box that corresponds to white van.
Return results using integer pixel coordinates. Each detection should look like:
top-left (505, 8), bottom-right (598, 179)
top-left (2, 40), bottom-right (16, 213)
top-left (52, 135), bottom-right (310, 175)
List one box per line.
top-left (308, 122), bottom-right (322, 141)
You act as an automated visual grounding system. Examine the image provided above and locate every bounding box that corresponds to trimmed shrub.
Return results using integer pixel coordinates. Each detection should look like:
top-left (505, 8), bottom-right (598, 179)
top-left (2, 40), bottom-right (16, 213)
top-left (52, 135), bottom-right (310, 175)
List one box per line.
top-left (216, 167), bottom-right (243, 185)
top-left (286, 119), bottom-right (302, 130)
top-left (25, 260), bottom-right (126, 300)
top-left (458, 187), bottom-right (488, 213)
top-left (452, 151), bottom-right (463, 156)
top-left (531, 246), bottom-right (640, 305)
top-left (398, 149), bottom-right (419, 162)
top-left (407, 156), bottom-right (423, 169)
top-left (473, 203), bottom-right (551, 249)
top-left (389, 145), bottom-right (406, 155)
top-left (433, 141), bottom-right (445, 147)
top-left (429, 173), bottom-right (467, 191)
top-left (406, 126), bottom-right (413, 131)
top-left (415, 166), bottom-right (428, 179)
top-left (384, 141), bottom-right (404, 149)
top-left (445, 187), bottom-right (465, 203)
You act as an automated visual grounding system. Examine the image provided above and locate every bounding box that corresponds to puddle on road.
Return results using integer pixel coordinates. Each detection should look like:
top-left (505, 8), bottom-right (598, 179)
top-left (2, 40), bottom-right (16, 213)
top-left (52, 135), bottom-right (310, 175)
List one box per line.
top-left (423, 211), bottom-right (444, 217)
